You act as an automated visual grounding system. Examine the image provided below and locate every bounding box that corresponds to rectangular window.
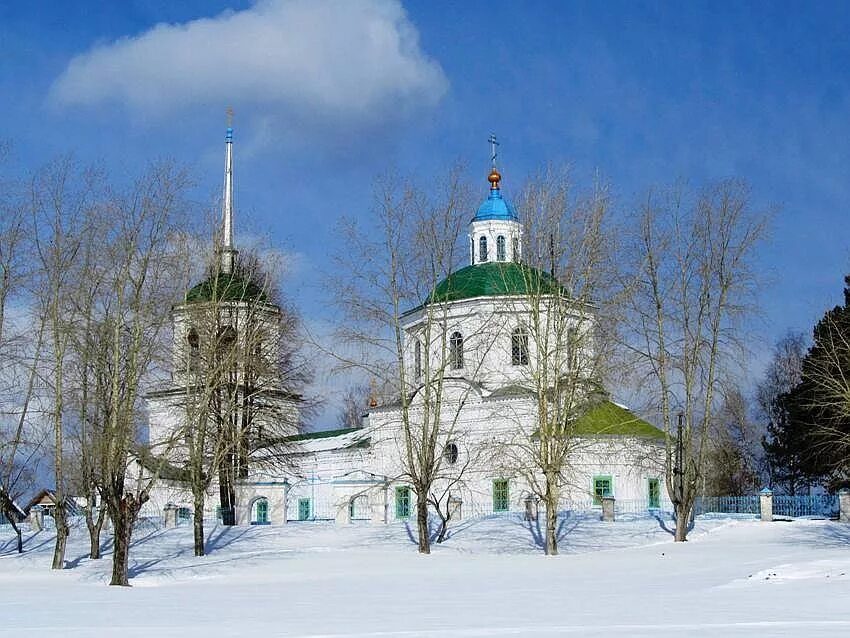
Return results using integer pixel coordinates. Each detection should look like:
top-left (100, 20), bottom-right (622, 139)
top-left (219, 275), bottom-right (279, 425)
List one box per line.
top-left (298, 498), bottom-right (311, 521)
top-left (593, 475), bottom-right (613, 506)
top-left (493, 479), bottom-right (509, 512)
top-left (648, 478), bottom-right (660, 509)
top-left (395, 486), bottom-right (411, 519)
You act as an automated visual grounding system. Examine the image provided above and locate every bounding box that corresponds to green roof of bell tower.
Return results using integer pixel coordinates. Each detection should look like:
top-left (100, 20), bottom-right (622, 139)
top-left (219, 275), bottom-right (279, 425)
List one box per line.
top-left (184, 271), bottom-right (268, 304)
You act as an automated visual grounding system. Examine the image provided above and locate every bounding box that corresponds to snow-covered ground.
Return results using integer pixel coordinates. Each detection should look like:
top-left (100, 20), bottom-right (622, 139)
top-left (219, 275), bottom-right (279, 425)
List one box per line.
top-left (2, 513), bottom-right (849, 637)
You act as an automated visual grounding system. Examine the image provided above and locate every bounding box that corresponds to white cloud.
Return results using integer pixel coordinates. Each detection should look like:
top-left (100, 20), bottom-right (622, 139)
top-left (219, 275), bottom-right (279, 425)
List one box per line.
top-left (50, 0), bottom-right (447, 123)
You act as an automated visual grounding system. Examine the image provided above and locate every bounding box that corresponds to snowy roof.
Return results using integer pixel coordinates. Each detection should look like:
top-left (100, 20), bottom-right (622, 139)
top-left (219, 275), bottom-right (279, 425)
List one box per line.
top-left (289, 427), bottom-right (371, 453)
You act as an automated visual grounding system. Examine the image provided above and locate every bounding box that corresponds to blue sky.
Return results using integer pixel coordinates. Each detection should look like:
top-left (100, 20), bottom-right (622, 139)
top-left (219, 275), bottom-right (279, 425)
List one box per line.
top-left (4, 1), bottom-right (850, 423)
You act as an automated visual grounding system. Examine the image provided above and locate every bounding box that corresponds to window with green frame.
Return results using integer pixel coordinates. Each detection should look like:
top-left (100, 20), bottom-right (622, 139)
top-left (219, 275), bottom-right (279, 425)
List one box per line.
top-left (252, 498), bottom-right (269, 524)
top-left (493, 479), bottom-right (509, 512)
top-left (298, 498), bottom-right (311, 521)
top-left (647, 478), bottom-right (661, 509)
top-left (592, 475), bottom-right (613, 506)
top-left (395, 486), bottom-right (411, 519)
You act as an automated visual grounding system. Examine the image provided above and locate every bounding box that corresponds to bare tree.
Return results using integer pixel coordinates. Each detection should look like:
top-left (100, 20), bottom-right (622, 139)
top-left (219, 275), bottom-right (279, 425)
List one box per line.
top-left (166, 250), bottom-right (306, 556)
top-left (496, 166), bottom-right (614, 555)
top-left (756, 332), bottom-right (809, 492)
top-left (336, 383), bottom-right (371, 430)
top-left (0, 156), bottom-right (46, 554)
top-left (622, 180), bottom-right (768, 541)
top-left (30, 157), bottom-right (102, 569)
top-left (702, 387), bottom-right (761, 496)
top-left (87, 162), bottom-right (192, 585)
top-left (333, 168), bottom-right (488, 554)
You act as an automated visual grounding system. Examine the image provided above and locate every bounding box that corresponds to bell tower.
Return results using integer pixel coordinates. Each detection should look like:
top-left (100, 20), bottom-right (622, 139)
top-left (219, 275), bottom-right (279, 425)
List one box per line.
top-left (469, 134), bottom-right (522, 265)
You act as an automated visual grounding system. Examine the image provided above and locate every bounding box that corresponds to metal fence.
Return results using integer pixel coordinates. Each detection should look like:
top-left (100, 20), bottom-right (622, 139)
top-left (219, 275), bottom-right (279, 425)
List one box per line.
top-left (694, 496), bottom-right (760, 516)
top-left (774, 494), bottom-right (837, 518)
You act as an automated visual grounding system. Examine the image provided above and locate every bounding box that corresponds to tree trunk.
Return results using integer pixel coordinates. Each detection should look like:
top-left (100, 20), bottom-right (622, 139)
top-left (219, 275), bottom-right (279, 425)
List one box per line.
top-left (111, 514), bottom-right (131, 586)
top-left (51, 506), bottom-right (68, 569)
top-left (435, 509), bottom-right (449, 544)
top-left (86, 505), bottom-right (107, 559)
top-left (432, 498), bottom-right (450, 544)
top-left (674, 501), bottom-right (693, 542)
top-left (219, 473), bottom-right (236, 526)
top-left (109, 493), bottom-right (146, 586)
top-left (416, 492), bottom-right (430, 554)
top-left (544, 473), bottom-right (559, 555)
top-left (9, 520), bottom-right (22, 553)
top-left (193, 495), bottom-right (205, 557)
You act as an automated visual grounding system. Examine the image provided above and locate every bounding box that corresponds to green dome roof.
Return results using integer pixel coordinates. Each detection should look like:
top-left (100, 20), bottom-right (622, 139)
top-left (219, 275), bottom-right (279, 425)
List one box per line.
top-left (429, 262), bottom-right (564, 303)
top-left (184, 272), bottom-right (268, 304)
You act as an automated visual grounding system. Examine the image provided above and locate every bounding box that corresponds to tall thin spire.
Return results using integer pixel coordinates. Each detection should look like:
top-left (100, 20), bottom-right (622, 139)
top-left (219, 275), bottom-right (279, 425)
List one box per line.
top-left (220, 108), bottom-right (237, 274)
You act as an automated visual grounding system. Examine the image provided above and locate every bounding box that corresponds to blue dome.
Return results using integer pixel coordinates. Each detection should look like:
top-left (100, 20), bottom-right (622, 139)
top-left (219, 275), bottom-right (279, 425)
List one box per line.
top-left (473, 188), bottom-right (518, 222)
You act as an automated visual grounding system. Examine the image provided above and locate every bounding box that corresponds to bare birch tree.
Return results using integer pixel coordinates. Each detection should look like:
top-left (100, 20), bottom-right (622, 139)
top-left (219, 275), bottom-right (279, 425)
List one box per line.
top-left (0, 168), bottom-right (47, 553)
top-left (621, 180), bottom-right (767, 541)
top-left (333, 168), bottom-right (488, 554)
top-left (30, 157), bottom-right (101, 569)
top-left (86, 162), bottom-right (191, 585)
top-left (495, 166), bottom-right (614, 555)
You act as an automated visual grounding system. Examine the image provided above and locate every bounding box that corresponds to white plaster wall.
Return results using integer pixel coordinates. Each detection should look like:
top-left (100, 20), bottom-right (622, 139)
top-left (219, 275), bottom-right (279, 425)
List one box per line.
top-left (402, 297), bottom-right (595, 393)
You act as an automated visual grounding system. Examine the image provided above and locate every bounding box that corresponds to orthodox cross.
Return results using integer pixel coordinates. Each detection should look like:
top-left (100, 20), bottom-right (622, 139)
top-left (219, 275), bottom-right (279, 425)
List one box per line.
top-left (488, 133), bottom-right (499, 169)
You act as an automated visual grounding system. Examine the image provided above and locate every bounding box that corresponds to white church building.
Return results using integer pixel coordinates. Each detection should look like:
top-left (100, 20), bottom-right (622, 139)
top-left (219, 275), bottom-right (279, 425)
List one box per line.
top-left (144, 126), bottom-right (669, 527)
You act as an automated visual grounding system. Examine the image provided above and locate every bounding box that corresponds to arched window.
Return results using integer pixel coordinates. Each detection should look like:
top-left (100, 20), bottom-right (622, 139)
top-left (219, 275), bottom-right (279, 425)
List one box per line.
top-left (512, 236), bottom-right (520, 262)
top-left (471, 236), bottom-right (475, 264)
top-left (511, 327), bottom-right (529, 366)
top-left (186, 328), bottom-right (199, 371)
top-left (496, 235), bottom-right (506, 262)
top-left (450, 331), bottom-right (464, 369)
top-left (444, 442), bottom-right (459, 465)
top-left (251, 497), bottom-right (269, 525)
top-left (217, 326), bottom-right (237, 352)
top-left (479, 236), bottom-right (488, 262)
top-left (415, 339), bottom-right (423, 379)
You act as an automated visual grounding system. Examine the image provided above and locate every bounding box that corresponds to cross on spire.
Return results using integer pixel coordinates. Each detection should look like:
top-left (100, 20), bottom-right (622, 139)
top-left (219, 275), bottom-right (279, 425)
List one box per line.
top-left (488, 133), bottom-right (499, 169)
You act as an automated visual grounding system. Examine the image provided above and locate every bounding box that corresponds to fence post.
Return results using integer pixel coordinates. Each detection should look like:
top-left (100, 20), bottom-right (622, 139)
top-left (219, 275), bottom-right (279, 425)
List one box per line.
top-left (759, 488), bottom-right (773, 522)
top-left (335, 498), bottom-right (351, 526)
top-left (29, 505), bottom-right (44, 531)
top-left (602, 496), bottom-right (615, 522)
top-left (371, 487), bottom-right (387, 525)
top-left (524, 496), bottom-right (538, 522)
top-left (281, 486), bottom-right (289, 525)
top-left (839, 489), bottom-right (850, 522)
top-left (448, 496), bottom-right (463, 522)
top-left (163, 504), bottom-right (178, 529)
